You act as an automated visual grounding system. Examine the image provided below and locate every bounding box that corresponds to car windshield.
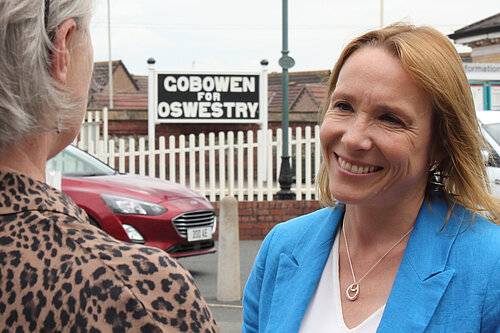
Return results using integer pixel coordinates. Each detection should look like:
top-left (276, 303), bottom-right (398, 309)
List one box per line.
top-left (483, 123), bottom-right (500, 146)
top-left (46, 145), bottom-right (116, 177)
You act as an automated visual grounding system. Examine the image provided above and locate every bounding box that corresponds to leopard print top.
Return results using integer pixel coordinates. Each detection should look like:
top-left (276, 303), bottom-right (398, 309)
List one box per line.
top-left (0, 171), bottom-right (219, 332)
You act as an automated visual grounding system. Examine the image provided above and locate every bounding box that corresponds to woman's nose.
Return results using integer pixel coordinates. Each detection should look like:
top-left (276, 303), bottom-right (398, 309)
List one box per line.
top-left (341, 117), bottom-right (372, 151)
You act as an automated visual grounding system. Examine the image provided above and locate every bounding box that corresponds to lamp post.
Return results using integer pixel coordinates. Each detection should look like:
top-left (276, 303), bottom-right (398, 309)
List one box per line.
top-left (380, 0), bottom-right (384, 28)
top-left (107, 0), bottom-right (114, 108)
top-left (277, 0), bottom-right (295, 200)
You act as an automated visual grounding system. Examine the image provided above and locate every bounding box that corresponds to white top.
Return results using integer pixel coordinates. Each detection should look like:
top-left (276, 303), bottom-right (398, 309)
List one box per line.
top-left (299, 232), bottom-right (385, 333)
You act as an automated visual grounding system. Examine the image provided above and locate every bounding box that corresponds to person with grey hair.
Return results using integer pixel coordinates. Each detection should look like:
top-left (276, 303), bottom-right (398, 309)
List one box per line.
top-left (0, 1), bottom-right (219, 332)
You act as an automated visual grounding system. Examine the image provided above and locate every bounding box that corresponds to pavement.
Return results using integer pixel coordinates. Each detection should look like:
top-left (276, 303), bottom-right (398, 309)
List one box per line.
top-left (178, 240), bottom-right (263, 333)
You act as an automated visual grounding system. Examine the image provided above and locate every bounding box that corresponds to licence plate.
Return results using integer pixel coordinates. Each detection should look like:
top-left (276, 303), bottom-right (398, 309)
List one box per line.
top-left (187, 227), bottom-right (212, 242)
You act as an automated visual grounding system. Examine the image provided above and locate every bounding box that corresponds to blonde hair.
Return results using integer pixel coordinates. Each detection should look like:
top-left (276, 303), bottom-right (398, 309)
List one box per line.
top-left (0, 0), bottom-right (94, 154)
top-left (316, 23), bottom-right (500, 224)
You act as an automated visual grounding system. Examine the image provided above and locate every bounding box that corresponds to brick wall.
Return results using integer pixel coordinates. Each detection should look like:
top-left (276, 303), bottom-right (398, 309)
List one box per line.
top-left (211, 199), bottom-right (321, 240)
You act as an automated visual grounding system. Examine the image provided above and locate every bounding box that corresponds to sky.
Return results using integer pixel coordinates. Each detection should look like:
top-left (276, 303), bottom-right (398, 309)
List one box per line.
top-left (89, 0), bottom-right (500, 76)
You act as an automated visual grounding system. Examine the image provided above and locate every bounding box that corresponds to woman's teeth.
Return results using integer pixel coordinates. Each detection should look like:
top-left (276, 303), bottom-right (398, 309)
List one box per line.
top-left (338, 156), bottom-right (379, 174)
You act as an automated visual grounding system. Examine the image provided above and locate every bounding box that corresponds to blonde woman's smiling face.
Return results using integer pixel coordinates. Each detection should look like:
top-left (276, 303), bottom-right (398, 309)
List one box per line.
top-left (320, 47), bottom-right (436, 207)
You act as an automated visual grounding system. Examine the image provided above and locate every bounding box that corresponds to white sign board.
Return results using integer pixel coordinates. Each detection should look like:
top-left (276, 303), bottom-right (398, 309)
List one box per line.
top-left (490, 84), bottom-right (500, 110)
top-left (470, 84), bottom-right (485, 110)
top-left (155, 72), bottom-right (263, 123)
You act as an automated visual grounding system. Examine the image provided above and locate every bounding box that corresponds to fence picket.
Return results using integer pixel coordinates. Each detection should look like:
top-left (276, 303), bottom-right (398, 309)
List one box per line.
top-left (108, 139), bottom-right (115, 169)
top-left (237, 131), bottom-right (244, 201)
top-left (169, 135), bottom-right (176, 182)
top-left (295, 127), bottom-right (302, 199)
top-left (266, 128), bottom-right (274, 201)
top-left (314, 125), bottom-right (322, 185)
top-left (189, 134), bottom-right (196, 190)
top-left (94, 111), bottom-right (100, 146)
top-left (179, 135), bottom-right (186, 186)
top-left (129, 137), bottom-right (136, 175)
top-left (159, 136), bottom-right (166, 180)
top-left (305, 126), bottom-right (312, 200)
top-left (96, 140), bottom-right (107, 161)
top-left (118, 139), bottom-right (125, 173)
top-left (218, 132), bottom-right (226, 199)
top-left (139, 137), bottom-right (146, 175)
top-left (208, 133), bottom-right (216, 201)
top-left (257, 130), bottom-right (264, 201)
top-left (247, 130), bottom-right (254, 201)
top-left (199, 134), bottom-right (206, 197)
top-left (227, 131), bottom-right (235, 197)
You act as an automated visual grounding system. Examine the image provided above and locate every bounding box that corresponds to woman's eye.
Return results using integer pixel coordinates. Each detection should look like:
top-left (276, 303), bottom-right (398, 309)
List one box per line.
top-left (380, 114), bottom-right (404, 126)
top-left (333, 102), bottom-right (352, 112)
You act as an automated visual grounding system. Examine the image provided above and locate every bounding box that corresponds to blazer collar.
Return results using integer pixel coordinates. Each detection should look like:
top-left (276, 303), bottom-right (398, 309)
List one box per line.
top-left (378, 194), bottom-right (464, 332)
top-left (266, 206), bottom-right (344, 332)
top-left (292, 206), bottom-right (344, 265)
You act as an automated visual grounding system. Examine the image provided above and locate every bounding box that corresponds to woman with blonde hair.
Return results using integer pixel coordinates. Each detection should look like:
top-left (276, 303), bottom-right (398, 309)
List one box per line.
top-left (0, 1), bottom-right (219, 331)
top-left (243, 23), bottom-right (500, 332)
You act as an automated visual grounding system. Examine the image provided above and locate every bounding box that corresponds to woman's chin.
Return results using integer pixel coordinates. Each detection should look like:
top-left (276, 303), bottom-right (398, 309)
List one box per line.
top-left (329, 187), bottom-right (385, 206)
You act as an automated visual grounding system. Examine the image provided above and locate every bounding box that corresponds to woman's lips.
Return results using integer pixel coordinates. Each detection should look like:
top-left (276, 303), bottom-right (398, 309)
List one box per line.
top-left (337, 155), bottom-right (383, 174)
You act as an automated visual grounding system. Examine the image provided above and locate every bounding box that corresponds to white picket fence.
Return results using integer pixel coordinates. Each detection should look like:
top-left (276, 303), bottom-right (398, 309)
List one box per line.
top-left (75, 109), bottom-right (108, 155)
top-left (77, 110), bottom-right (322, 201)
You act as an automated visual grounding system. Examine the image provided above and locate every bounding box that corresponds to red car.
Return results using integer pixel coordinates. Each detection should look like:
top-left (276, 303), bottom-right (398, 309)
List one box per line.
top-left (46, 145), bottom-right (216, 258)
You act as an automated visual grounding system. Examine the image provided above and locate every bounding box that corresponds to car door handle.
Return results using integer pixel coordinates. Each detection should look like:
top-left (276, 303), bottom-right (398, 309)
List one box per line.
top-left (496, 179), bottom-right (500, 185)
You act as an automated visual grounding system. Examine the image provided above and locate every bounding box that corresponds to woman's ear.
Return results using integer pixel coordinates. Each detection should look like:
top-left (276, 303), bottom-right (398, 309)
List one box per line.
top-left (50, 18), bottom-right (77, 84)
top-left (430, 140), bottom-right (447, 166)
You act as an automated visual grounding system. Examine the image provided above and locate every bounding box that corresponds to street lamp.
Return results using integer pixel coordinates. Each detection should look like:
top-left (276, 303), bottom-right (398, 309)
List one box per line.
top-left (277, 0), bottom-right (295, 200)
top-left (107, 0), bottom-right (114, 108)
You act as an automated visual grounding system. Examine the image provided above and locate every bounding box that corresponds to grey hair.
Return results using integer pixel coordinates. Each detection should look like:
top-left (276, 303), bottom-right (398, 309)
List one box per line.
top-left (0, 0), bottom-right (94, 154)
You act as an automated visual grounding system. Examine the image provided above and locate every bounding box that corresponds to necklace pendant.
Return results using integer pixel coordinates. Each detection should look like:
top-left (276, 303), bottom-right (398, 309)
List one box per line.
top-left (346, 282), bottom-right (359, 301)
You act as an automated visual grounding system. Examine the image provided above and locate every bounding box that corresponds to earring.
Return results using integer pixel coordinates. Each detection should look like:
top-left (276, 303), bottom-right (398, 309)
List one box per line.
top-left (428, 161), bottom-right (444, 192)
top-left (56, 118), bottom-right (61, 134)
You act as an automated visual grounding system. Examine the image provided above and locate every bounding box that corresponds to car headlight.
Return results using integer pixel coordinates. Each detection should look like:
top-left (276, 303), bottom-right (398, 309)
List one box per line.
top-left (101, 194), bottom-right (167, 216)
top-left (122, 224), bottom-right (145, 243)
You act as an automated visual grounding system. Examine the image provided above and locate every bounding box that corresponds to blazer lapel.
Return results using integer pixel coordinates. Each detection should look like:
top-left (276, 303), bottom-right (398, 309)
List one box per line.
top-left (378, 196), bottom-right (464, 333)
top-left (266, 207), bottom-right (344, 333)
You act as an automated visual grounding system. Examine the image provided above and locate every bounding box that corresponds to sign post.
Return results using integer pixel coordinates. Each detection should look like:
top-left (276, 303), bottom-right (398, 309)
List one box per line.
top-left (147, 58), bottom-right (156, 177)
top-left (260, 60), bottom-right (269, 180)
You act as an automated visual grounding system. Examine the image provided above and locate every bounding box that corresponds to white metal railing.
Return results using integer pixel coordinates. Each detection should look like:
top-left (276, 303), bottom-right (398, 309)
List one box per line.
top-left (78, 116), bottom-right (322, 201)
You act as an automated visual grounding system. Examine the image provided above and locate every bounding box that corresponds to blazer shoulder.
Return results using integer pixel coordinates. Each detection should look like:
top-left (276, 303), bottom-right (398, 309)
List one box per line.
top-left (260, 206), bottom-right (340, 257)
top-left (443, 208), bottom-right (500, 273)
top-left (433, 198), bottom-right (500, 256)
top-left (276, 206), bottom-right (337, 232)
top-left (272, 207), bottom-right (338, 240)
top-left (463, 215), bottom-right (500, 253)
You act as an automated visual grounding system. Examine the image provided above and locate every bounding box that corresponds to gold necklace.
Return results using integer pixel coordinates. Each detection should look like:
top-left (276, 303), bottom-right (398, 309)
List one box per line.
top-left (342, 222), bottom-right (414, 301)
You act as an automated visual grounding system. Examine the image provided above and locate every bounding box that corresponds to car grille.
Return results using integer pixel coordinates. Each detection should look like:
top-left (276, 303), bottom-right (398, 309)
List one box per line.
top-left (172, 210), bottom-right (216, 238)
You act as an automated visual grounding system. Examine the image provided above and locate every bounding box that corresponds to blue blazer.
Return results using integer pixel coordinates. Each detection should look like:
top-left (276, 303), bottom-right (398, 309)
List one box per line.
top-left (242, 195), bottom-right (500, 332)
